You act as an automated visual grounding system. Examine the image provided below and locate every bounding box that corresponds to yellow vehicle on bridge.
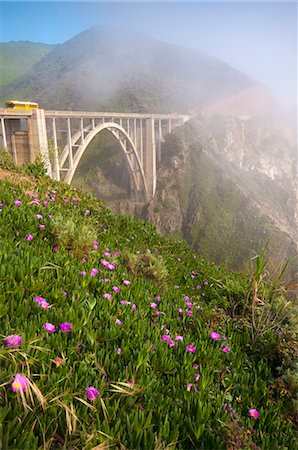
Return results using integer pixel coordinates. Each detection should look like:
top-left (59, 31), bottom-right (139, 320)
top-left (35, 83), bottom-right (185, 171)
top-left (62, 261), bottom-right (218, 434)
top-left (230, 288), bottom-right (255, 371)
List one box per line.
top-left (5, 100), bottom-right (39, 110)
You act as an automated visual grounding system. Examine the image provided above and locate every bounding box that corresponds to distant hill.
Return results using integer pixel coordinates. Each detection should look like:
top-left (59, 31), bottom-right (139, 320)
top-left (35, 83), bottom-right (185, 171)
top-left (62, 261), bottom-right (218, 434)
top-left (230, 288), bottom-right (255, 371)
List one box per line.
top-left (0, 41), bottom-right (56, 86)
top-left (0, 26), bottom-right (272, 114)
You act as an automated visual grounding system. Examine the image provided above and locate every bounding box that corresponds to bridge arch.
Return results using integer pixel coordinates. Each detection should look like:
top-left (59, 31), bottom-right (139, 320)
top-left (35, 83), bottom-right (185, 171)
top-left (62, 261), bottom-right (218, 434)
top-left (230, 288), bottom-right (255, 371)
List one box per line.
top-left (61, 122), bottom-right (149, 202)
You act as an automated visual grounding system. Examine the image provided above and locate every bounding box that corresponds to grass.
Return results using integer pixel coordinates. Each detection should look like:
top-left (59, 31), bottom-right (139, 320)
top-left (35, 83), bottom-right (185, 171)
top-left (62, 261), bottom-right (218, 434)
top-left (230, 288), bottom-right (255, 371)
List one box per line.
top-left (0, 158), bottom-right (297, 449)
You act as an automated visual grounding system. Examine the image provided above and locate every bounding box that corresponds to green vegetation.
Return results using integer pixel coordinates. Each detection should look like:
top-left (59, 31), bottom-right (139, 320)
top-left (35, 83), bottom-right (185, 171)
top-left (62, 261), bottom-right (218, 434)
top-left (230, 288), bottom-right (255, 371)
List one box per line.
top-left (0, 156), bottom-right (297, 449)
top-left (0, 42), bottom-right (55, 86)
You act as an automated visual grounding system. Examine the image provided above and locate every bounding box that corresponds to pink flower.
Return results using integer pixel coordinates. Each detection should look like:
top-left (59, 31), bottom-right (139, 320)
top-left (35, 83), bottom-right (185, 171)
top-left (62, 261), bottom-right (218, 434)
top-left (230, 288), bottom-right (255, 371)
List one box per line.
top-left (196, 285), bottom-right (201, 290)
top-left (186, 345), bottom-right (196, 353)
top-left (249, 409), bottom-right (260, 419)
top-left (85, 210), bottom-right (91, 215)
top-left (59, 322), bottom-right (72, 332)
top-left (114, 251), bottom-right (119, 256)
top-left (54, 357), bottom-right (64, 367)
top-left (131, 304), bottom-right (136, 310)
top-left (92, 241), bottom-right (98, 249)
top-left (222, 346), bottom-right (230, 353)
top-left (193, 363), bottom-right (199, 370)
top-left (150, 302), bottom-right (157, 309)
top-left (168, 339), bottom-right (176, 347)
top-left (90, 268), bottom-right (99, 277)
top-left (53, 246), bottom-right (59, 253)
top-left (123, 280), bottom-right (131, 286)
top-left (107, 263), bottom-right (115, 270)
top-left (43, 201), bottom-right (48, 206)
top-left (210, 331), bottom-right (221, 340)
top-left (11, 374), bottom-right (29, 393)
top-left (112, 286), bottom-right (119, 292)
top-left (34, 296), bottom-right (49, 309)
top-left (39, 225), bottom-right (46, 230)
top-left (5, 334), bottom-right (22, 348)
top-left (14, 200), bottom-right (22, 206)
top-left (43, 323), bottom-right (56, 333)
top-left (115, 319), bottom-right (122, 326)
top-left (185, 309), bottom-right (193, 316)
top-left (117, 347), bottom-right (122, 354)
top-left (103, 293), bottom-right (112, 300)
top-left (178, 308), bottom-right (184, 315)
top-left (36, 214), bottom-right (43, 220)
top-left (187, 383), bottom-right (193, 392)
top-left (85, 386), bottom-right (99, 401)
top-left (194, 373), bottom-right (200, 382)
top-left (175, 335), bottom-right (184, 342)
top-left (161, 335), bottom-right (171, 342)
top-left (186, 302), bottom-right (193, 308)
top-left (26, 234), bottom-right (33, 241)
top-left (80, 271), bottom-right (87, 276)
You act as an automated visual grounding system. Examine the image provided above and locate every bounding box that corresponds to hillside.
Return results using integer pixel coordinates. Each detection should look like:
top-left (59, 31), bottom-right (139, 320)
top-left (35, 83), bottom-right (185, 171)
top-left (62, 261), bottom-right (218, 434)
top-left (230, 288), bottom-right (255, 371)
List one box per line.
top-left (0, 26), bottom-right (295, 278)
top-left (0, 26), bottom-right (269, 114)
top-left (0, 157), bottom-right (297, 449)
top-left (0, 41), bottom-right (56, 86)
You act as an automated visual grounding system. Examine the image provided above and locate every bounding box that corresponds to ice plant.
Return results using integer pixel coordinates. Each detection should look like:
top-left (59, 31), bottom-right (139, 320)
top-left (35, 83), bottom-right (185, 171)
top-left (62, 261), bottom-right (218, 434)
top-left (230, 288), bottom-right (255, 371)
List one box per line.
top-left (5, 334), bottom-right (22, 348)
top-left (39, 225), bottom-right (46, 230)
top-left (123, 280), bottom-right (131, 286)
top-left (175, 335), bottom-right (184, 342)
top-left (210, 331), bottom-right (221, 340)
top-left (186, 345), bottom-right (196, 353)
top-left (26, 234), bottom-right (33, 241)
top-left (90, 268), bottom-right (99, 277)
top-left (59, 322), bottom-right (72, 332)
top-left (85, 386), bottom-right (99, 401)
top-left (14, 200), bottom-right (22, 206)
top-left (53, 357), bottom-right (64, 367)
top-left (249, 409), bottom-right (260, 419)
top-left (11, 374), bottom-right (29, 393)
top-left (36, 214), bottom-right (43, 219)
top-left (43, 323), bottom-right (56, 333)
top-left (222, 345), bottom-right (230, 353)
top-left (103, 293), bottom-right (112, 300)
top-left (115, 319), bottom-right (122, 326)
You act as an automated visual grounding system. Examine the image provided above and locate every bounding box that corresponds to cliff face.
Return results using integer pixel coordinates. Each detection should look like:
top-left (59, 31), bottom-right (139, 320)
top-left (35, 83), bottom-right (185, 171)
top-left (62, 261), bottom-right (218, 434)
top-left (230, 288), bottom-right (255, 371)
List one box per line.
top-left (146, 116), bottom-right (297, 274)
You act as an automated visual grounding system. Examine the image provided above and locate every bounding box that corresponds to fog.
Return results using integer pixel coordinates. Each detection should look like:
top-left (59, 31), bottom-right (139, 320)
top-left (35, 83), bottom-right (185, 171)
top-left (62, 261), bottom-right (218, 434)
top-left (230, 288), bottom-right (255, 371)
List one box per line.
top-left (1, 1), bottom-right (296, 111)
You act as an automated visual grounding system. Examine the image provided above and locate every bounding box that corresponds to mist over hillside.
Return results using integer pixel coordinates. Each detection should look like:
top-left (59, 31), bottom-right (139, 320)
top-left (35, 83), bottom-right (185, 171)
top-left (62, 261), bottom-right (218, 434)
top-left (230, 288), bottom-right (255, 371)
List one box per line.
top-left (1, 26), bottom-right (296, 275)
top-left (1, 26), bottom-right (271, 115)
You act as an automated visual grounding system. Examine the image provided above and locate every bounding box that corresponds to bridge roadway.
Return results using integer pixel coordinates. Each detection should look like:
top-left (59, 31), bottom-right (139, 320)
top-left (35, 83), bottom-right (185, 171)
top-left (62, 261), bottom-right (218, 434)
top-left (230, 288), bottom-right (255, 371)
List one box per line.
top-left (0, 108), bottom-right (190, 201)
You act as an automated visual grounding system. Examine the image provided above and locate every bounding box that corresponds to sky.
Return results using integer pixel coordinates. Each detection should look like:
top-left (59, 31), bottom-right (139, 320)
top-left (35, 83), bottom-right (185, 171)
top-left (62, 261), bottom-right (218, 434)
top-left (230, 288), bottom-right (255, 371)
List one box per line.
top-left (0, 1), bottom-right (296, 109)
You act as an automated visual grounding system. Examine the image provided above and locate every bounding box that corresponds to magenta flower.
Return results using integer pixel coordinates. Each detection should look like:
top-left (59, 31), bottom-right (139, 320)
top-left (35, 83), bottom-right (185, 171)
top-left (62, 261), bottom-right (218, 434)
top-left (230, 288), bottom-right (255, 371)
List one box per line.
top-left (249, 409), bottom-right (260, 419)
top-left (26, 234), bottom-right (33, 241)
top-left (210, 331), bottom-right (221, 340)
top-left (36, 214), bottom-right (43, 219)
top-left (11, 374), bottom-right (29, 393)
top-left (5, 334), bottom-right (22, 348)
top-left (150, 302), bottom-right (157, 309)
top-left (90, 268), bottom-right (99, 277)
top-left (168, 339), bottom-right (176, 347)
top-left (112, 286), bottom-right (119, 292)
top-left (85, 210), bottom-right (91, 215)
top-left (53, 246), bottom-right (59, 253)
top-left (161, 335), bottom-right (171, 342)
top-left (14, 200), bottom-right (22, 206)
top-left (85, 386), bottom-right (99, 401)
top-left (194, 373), bottom-right (200, 382)
top-left (43, 201), bottom-right (48, 206)
top-left (39, 225), bottom-right (46, 230)
top-left (34, 296), bottom-right (49, 309)
top-left (186, 345), bottom-right (196, 353)
top-left (59, 322), bottom-right (72, 332)
top-left (193, 363), bottom-right (199, 370)
top-left (187, 383), bottom-right (193, 392)
top-left (114, 251), bottom-right (119, 256)
top-left (107, 263), bottom-right (115, 270)
top-left (117, 347), bottom-right (122, 354)
top-left (103, 293), bottom-right (112, 300)
top-left (178, 308), bottom-right (184, 315)
top-left (80, 271), bottom-right (87, 276)
top-left (43, 323), bottom-right (56, 333)
top-left (185, 309), bottom-right (193, 316)
top-left (131, 304), bottom-right (136, 310)
top-left (186, 302), bottom-right (193, 308)
top-left (175, 335), bottom-right (184, 342)
top-left (115, 319), bottom-right (122, 326)
top-left (101, 260), bottom-right (109, 267)
top-left (123, 280), bottom-right (131, 286)
top-left (222, 345), bottom-right (230, 353)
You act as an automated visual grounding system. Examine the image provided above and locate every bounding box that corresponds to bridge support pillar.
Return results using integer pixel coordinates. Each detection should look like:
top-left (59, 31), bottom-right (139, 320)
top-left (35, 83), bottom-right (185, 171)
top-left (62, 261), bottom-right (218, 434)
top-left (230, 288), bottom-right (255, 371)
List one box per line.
top-left (144, 118), bottom-right (156, 201)
top-left (28, 109), bottom-right (52, 176)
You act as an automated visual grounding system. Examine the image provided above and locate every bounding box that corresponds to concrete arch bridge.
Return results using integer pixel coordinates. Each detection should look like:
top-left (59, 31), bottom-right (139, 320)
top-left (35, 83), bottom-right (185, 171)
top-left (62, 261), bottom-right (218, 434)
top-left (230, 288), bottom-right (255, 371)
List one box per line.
top-left (0, 108), bottom-right (190, 202)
